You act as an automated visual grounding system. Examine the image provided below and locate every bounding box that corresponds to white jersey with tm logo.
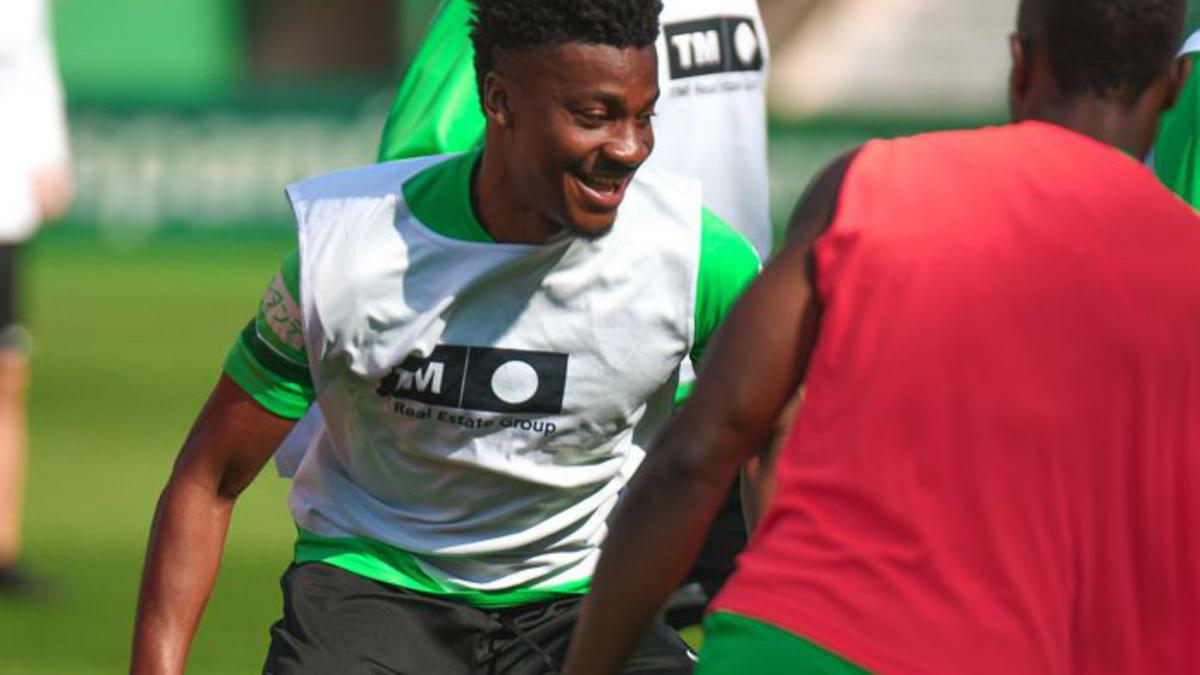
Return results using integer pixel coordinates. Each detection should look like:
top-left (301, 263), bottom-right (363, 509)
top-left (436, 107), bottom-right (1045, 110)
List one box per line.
top-left (285, 155), bottom-right (702, 593)
top-left (653, 0), bottom-right (771, 258)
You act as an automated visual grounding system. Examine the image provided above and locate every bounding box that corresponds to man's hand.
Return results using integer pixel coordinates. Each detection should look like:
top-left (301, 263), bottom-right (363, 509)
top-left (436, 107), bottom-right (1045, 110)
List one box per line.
top-left (31, 162), bottom-right (73, 224)
top-left (130, 375), bottom-right (295, 675)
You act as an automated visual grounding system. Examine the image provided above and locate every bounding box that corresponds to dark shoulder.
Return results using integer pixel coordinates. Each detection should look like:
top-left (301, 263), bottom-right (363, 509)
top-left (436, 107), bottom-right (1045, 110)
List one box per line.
top-left (784, 147), bottom-right (861, 247)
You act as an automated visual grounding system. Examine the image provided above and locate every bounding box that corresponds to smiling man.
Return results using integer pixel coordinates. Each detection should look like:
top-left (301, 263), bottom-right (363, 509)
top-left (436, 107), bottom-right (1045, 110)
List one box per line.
top-left (129, 1), bottom-right (759, 674)
top-left (273, 0), bottom-right (772, 630)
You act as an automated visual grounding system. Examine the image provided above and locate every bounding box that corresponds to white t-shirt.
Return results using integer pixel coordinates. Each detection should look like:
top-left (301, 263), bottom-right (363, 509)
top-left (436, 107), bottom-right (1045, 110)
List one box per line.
top-left (652, 0), bottom-right (772, 258)
top-left (0, 0), bottom-right (69, 241)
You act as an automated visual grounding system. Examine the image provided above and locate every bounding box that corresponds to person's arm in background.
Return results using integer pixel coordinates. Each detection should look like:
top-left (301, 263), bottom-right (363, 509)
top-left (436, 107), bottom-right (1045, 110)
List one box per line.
top-left (131, 254), bottom-right (314, 674)
top-left (377, 0), bottom-right (485, 161)
top-left (1152, 31), bottom-right (1198, 205)
top-left (561, 150), bottom-right (858, 675)
top-left (735, 149), bottom-right (857, 530)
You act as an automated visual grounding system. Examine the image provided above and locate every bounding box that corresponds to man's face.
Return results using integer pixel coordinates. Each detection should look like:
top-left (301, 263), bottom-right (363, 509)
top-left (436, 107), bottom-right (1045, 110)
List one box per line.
top-left (490, 43), bottom-right (659, 239)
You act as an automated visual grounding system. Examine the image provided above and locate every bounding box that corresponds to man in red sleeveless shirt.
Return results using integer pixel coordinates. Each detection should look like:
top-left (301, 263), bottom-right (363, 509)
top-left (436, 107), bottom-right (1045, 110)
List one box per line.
top-left (563, 0), bottom-right (1200, 673)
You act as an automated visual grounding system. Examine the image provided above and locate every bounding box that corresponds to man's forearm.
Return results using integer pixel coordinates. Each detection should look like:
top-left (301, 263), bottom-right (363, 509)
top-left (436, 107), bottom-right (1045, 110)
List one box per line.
top-left (130, 478), bottom-right (235, 675)
top-left (563, 420), bottom-right (740, 675)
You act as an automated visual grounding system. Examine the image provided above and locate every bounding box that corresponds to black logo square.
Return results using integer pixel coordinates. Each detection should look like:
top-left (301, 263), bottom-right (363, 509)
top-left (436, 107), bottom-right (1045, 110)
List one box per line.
top-left (664, 16), bottom-right (763, 80)
top-left (461, 347), bottom-right (568, 414)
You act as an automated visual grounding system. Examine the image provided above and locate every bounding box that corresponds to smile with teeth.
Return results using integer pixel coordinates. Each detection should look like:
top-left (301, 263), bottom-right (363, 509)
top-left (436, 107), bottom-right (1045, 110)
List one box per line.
top-left (579, 173), bottom-right (627, 194)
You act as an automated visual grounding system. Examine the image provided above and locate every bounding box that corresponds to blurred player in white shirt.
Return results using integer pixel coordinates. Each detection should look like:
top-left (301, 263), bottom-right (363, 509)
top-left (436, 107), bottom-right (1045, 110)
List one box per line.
top-left (0, 0), bottom-right (73, 593)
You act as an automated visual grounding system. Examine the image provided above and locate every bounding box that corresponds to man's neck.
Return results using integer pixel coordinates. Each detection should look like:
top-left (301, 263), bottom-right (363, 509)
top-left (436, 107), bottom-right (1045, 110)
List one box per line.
top-left (1021, 96), bottom-right (1155, 158)
top-left (472, 146), bottom-right (561, 245)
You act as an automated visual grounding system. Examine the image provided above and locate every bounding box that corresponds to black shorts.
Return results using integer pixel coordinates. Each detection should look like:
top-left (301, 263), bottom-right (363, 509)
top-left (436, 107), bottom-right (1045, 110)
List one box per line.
top-left (262, 563), bottom-right (696, 675)
top-left (0, 244), bottom-right (23, 348)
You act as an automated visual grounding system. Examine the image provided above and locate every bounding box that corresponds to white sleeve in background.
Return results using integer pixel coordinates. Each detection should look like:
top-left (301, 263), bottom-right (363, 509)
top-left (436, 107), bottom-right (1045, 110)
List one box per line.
top-left (1181, 29), bottom-right (1200, 57)
top-left (0, 0), bottom-right (70, 240)
top-left (651, 0), bottom-right (772, 258)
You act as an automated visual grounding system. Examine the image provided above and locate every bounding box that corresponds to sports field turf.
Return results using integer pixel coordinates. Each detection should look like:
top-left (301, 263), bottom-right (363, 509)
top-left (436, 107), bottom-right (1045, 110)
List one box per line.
top-left (0, 230), bottom-right (297, 674)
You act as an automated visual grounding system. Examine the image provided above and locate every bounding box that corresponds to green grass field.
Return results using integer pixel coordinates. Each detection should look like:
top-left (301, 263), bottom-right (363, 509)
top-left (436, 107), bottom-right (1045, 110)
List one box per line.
top-left (0, 230), bottom-right (297, 674)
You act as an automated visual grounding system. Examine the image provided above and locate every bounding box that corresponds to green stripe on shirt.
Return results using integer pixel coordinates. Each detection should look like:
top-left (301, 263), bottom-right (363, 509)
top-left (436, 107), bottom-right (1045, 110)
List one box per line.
top-left (294, 528), bottom-right (591, 608)
top-left (224, 323), bottom-right (314, 420)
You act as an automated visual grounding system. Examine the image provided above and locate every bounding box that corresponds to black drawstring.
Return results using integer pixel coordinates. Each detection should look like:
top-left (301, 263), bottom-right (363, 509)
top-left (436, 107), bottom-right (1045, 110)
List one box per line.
top-left (478, 598), bottom-right (575, 674)
top-left (500, 612), bottom-right (560, 673)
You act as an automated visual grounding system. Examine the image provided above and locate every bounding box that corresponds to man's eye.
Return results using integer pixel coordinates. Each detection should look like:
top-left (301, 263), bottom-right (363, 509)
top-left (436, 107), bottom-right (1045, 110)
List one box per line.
top-left (636, 111), bottom-right (657, 127)
top-left (574, 110), bottom-right (609, 125)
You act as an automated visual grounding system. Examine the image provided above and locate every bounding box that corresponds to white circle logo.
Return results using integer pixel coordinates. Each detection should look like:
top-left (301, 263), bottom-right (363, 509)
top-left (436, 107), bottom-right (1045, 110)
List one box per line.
top-left (491, 361), bottom-right (540, 405)
top-left (733, 22), bottom-right (759, 66)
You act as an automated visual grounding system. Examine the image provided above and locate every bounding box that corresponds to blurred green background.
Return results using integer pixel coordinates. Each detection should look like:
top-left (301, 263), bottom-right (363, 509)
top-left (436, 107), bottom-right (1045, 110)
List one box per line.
top-left (2, 0), bottom-right (1198, 672)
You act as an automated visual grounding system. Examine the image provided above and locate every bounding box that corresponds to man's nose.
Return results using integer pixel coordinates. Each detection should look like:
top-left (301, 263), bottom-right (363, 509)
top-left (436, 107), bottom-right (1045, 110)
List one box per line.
top-left (603, 121), bottom-right (652, 167)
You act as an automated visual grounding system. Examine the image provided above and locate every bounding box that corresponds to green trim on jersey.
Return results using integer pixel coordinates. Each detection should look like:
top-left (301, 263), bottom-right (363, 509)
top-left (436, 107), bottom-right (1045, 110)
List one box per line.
top-left (224, 323), bottom-right (314, 420)
top-left (1155, 53), bottom-right (1200, 207)
top-left (403, 148), bottom-right (491, 243)
top-left (294, 528), bottom-right (590, 608)
top-left (692, 209), bottom-right (760, 365)
top-left (676, 210), bottom-right (760, 401)
top-left (696, 612), bottom-right (870, 675)
top-left (377, 0), bottom-right (484, 162)
top-left (223, 247), bottom-right (314, 419)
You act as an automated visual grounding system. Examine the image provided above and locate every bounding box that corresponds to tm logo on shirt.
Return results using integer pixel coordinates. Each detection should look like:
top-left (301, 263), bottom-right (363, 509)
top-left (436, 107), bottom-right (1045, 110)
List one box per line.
top-left (663, 16), bottom-right (763, 80)
top-left (376, 345), bottom-right (568, 415)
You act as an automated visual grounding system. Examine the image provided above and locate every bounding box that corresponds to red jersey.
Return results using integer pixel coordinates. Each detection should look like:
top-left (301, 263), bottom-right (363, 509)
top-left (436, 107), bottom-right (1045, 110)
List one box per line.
top-left (713, 122), bottom-right (1200, 674)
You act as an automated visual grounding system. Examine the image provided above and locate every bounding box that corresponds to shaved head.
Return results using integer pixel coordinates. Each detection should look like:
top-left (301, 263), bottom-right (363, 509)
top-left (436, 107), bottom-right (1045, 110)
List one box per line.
top-left (1016, 0), bottom-right (1185, 104)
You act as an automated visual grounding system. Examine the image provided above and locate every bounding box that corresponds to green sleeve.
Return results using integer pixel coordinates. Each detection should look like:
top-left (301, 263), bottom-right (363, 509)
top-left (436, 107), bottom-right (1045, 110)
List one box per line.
top-left (222, 251), bottom-right (315, 419)
top-left (678, 208), bottom-right (761, 400)
top-left (377, 0), bottom-right (486, 162)
top-left (1154, 53), bottom-right (1200, 207)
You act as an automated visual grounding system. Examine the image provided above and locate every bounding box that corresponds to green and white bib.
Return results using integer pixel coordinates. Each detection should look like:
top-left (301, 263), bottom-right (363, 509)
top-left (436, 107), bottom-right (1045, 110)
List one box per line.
top-left (225, 150), bottom-right (759, 606)
top-left (288, 154), bottom-right (700, 602)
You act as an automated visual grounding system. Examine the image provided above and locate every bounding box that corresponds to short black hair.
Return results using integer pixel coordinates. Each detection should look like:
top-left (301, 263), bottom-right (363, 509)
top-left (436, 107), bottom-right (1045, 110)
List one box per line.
top-left (1018, 0), bottom-right (1185, 104)
top-left (469, 0), bottom-right (663, 96)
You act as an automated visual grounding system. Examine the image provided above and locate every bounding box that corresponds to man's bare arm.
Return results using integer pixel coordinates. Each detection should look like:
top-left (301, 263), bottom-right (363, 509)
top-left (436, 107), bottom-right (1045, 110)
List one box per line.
top-left (130, 374), bottom-right (295, 675)
top-left (561, 150), bottom-right (858, 675)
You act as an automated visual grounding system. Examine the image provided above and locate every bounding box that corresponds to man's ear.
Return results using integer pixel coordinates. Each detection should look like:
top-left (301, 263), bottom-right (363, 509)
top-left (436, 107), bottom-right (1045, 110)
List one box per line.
top-left (1008, 33), bottom-right (1031, 120)
top-left (482, 72), bottom-right (514, 128)
top-left (1160, 55), bottom-right (1194, 113)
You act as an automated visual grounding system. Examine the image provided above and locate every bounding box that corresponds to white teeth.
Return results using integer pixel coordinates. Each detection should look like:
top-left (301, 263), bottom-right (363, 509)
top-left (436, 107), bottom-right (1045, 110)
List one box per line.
top-left (582, 176), bottom-right (620, 193)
